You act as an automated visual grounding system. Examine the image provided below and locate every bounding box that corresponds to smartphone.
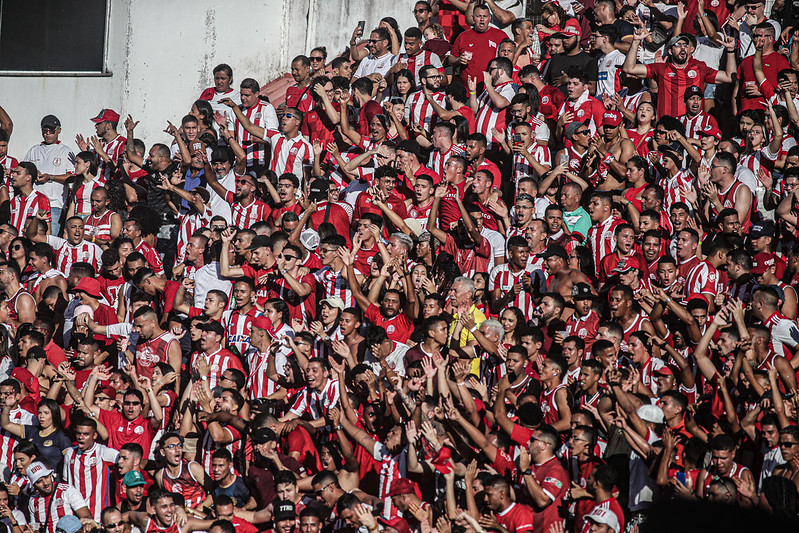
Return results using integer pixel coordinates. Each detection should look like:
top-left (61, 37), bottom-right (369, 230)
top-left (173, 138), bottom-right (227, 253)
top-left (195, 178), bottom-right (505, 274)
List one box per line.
top-left (357, 20), bottom-right (366, 34)
top-left (675, 472), bottom-right (687, 486)
top-left (512, 134), bottom-right (522, 144)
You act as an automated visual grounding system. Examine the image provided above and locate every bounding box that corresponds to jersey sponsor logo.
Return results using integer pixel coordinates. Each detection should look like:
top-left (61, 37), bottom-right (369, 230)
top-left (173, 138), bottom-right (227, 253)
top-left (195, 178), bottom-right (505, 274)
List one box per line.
top-left (545, 477), bottom-right (563, 488)
top-left (488, 40), bottom-right (497, 48)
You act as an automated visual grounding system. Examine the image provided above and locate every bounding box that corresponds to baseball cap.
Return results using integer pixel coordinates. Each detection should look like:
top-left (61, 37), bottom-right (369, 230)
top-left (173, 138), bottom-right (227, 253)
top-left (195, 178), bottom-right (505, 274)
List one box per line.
top-left (91, 109), bottom-right (121, 124)
top-left (555, 18), bottom-right (581, 38)
top-left (300, 229), bottom-right (320, 251)
top-left (683, 85), bottom-right (704, 101)
top-left (666, 34), bottom-right (691, 49)
top-left (584, 507), bottom-right (620, 533)
top-left (378, 517), bottom-right (412, 533)
top-left (749, 220), bottom-right (776, 239)
top-left (198, 320), bottom-right (225, 336)
top-left (564, 121), bottom-right (589, 141)
top-left (73, 277), bottom-right (103, 299)
top-left (11, 367), bottom-right (39, 397)
top-left (252, 426), bottom-right (278, 443)
top-left (697, 122), bottom-right (722, 141)
top-left (246, 235), bottom-right (271, 251)
top-left (612, 256), bottom-right (640, 274)
top-left (398, 139), bottom-right (421, 157)
top-left (40, 115), bottom-right (61, 129)
top-left (537, 244), bottom-right (568, 260)
top-left (388, 478), bottom-right (418, 497)
top-left (637, 404), bottom-right (665, 424)
top-left (26, 461), bottom-right (54, 485)
top-left (654, 364), bottom-right (681, 378)
top-left (251, 316), bottom-right (275, 337)
top-left (97, 385), bottom-right (117, 399)
top-left (602, 110), bottom-right (622, 127)
top-left (751, 252), bottom-right (778, 275)
top-left (309, 179), bottom-right (330, 201)
top-left (572, 282), bottom-right (595, 301)
top-left (56, 516), bottom-right (83, 533)
top-left (320, 296), bottom-right (346, 311)
top-left (430, 446), bottom-right (454, 475)
top-left (273, 500), bottom-right (296, 522)
top-left (123, 470), bottom-right (147, 487)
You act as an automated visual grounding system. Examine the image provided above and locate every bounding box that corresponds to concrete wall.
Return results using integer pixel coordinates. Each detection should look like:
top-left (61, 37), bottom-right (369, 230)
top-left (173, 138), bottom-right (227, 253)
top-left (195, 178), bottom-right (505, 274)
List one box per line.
top-left (1, 0), bottom-right (415, 158)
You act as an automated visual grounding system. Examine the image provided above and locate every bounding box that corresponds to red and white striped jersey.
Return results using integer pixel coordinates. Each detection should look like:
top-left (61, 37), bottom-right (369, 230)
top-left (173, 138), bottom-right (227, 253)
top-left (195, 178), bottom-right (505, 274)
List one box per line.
top-left (403, 50), bottom-right (444, 83)
top-left (97, 134), bottom-right (126, 179)
top-left (619, 312), bottom-right (651, 353)
top-left (564, 145), bottom-right (587, 174)
top-left (429, 143), bottom-right (465, 177)
top-left (763, 311), bottom-right (799, 358)
top-left (740, 146), bottom-right (778, 177)
top-left (28, 482), bottom-right (87, 533)
top-left (406, 90), bottom-right (447, 134)
top-left (488, 264), bottom-right (538, 319)
top-left (248, 351), bottom-right (280, 398)
top-left (200, 424), bottom-right (242, 475)
top-left (661, 169), bottom-right (694, 211)
top-left (0, 407), bottom-right (33, 470)
top-left (46, 236), bottom-right (103, 276)
top-left (135, 331), bottom-right (179, 381)
top-left (222, 308), bottom-right (260, 358)
top-left (85, 209), bottom-right (115, 241)
top-left (0, 155), bottom-right (19, 173)
top-left (176, 207), bottom-right (213, 263)
top-left (679, 111), bottom-right (718, 139)
top-left (512, 144), bottom-right (551, 183)
top-left (541, 383), bottom-right (568, 426)
top-left (235, 102), bottom-right (279, 168)
top-left (685, 260), bottom-right (723, 298)
top-left (73, 176), bottom-right (106, 216)
top-left (289, 379), bottom-right (341, 419)
top-left (264, 130), bottom-right (313, 181)
top-left (476, 82), bottom-right (516, 149)
top-left (160, 460), bottom-right (207, 509)
top-left (99, 274), bottom-right (125, 310)
top-left (62, 443), bottom-right (119, 521)
top-left (136, 240), bottom-right (164, 276)
top-left (313, 267), bottom-right (356, 307)
top-left (9, 191), bottom-right (50, 231)
top-left (6, 286), bottom-right (33, 323)
top-left (224, 191), bottom-right (271, 230)
top-left (190, 347), bottom-right (244, 389)
top-left (586, 216), bottom-right (623, 273)
top-left (373, 445), bottom-right (407, 519)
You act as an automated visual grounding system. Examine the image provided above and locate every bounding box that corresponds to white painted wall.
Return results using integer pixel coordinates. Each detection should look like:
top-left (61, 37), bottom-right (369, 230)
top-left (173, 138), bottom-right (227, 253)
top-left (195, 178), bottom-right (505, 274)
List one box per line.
top-left (0, 0), bottom-right (414, 159)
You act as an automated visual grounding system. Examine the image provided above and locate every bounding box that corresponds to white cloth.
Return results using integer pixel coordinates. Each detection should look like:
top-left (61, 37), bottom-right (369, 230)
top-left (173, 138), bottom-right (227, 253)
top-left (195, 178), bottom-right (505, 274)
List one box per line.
top-left (191, 261), bottom-right (232, 308)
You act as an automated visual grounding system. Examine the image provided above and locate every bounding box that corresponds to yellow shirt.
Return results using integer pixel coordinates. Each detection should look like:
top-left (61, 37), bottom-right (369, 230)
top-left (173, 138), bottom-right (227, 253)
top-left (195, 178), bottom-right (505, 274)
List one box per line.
top-left (450, 305), bottom-right (487, 376)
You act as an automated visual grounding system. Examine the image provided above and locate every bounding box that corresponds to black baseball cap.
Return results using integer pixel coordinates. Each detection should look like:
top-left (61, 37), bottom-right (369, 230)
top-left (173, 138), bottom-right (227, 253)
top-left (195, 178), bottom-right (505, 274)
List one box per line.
top-left (252, 426), bottom-right (278, 444)
top-left (198, 320), bottom-right (225, 336)
top-left (246, 235), bottom-right (271, 251)
top-left (572, 282), bottom-right (595, 301)
top-left (41, 115), bottom-right (61, 129)
top-left (537, 244), bottom-right (568, 260)
top-left (309, 179), bottom-right (330, 201)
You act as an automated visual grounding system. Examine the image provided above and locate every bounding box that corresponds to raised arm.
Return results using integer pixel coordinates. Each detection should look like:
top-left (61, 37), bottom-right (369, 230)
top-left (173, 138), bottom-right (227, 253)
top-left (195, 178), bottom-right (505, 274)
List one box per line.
top-left (219, 98), bottom-right (266, 138)
top-left (124, 116), bottom-right (145, 167)
top-left (623, 29), bottom-right (650, 77)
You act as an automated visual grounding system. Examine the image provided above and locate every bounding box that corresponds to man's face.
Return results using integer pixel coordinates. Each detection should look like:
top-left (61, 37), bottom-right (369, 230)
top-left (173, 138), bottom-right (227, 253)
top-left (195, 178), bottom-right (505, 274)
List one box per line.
top-left (212, 457), bottom-right (231, 481)
top-left (66, 218), bottom-right (85, 244)
top-left (720, 214), bottom-right (741, 235)
top-left (34, 475), bottom-right (54, 496)
top-left (41, 126), bottom-right (60, 144)
top-left (291, 60), bottom-right (310, 83)
top-left (710, 449), bottom-right (734, 475)
top-left (567, 78), bottom-right (586, 100)
top-left (670, 41), bottom-right (690, 63)
top-left (608, 290), bottom-right (630, 318)
top-left (473, 7), bottom-right (491, 31)
top-left (368, 32), bottom-right (388, 55)
top-left (277, 481), bottom-right (297, 502)
top-left (670, 208), bottom-right (688, 231)
top-left (122, 393), bottom-right (143, 420)
top-left (642, 236), bottom-right (661, 262)
top-left (498, 42), bottom-right (516, 59)
top-left (90, 189), bottom-right (108, 214)
top-left (675, 231), bottom-right (696, 260)
top-left (536, 296), bottom-right (559, 323)
top-left (183, 120), bottom-right (199, 141)
top-left (10, 167), bottom-right (30, 189)
top-left (0, 140), bottom-right (8, 158)
top-left (588, 197), bottom-right (607, 222)
top-left (657, 262), bottom-right (677, 286)
top-left (421, 69), bottom-right (442, 91)
top-left (132, 316), bottom-right (155, 340)
top-left (214, 70), bottom-right (232, 92)
top-left (161, 437), bottom-right (183, 465)
top-left (615, 228), bottom-right (635, 253)
top-left (154, 496), bottom-right (176, 525)
top-left (579, 367), bottom-right (600, 391)
top-left (75, 424), bottom-right (96, 451)
top-left (102, 510), bottom-right (125, 533)
top-left (404, 36), bottom-right (423, 56)
top-left (126, 483), bottom-right (145, 503)
top-left (240, 88), bottom-right (259, 108)
top-left (686, 95), bottom-right (703, 115)
top-left (423, 298), bottom-right (443, 318)
top-left (117, 449), bottom-right (138, 474)
top-left (300, 516), bottom-right (322, 533)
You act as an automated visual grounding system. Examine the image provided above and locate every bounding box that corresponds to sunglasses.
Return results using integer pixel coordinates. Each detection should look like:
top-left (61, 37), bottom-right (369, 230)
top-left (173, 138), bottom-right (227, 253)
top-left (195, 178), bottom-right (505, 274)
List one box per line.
top-left (414, 8), bottom-right (428, 12)
top-left (779, 441), bottom-right (799, 448)
top-left (103, 523), bottom-right (125, 530)
top-left (279, 254), bottom-right (297, 260)
top-left (283, 113), bottom-right (296, 120)
top-left (123, 401), bottom-right (141, 406)
top-left (310, 56), bottom-right (325, 61)
top-left (368, 39), bottom-right (384, 44)
top-left (11, 245), bottom-right (22, 251)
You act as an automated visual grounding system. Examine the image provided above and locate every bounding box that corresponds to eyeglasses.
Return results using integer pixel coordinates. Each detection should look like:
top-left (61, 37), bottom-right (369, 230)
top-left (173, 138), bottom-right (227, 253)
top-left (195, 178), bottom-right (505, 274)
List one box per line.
top-left (424, 74), bottom-right (443, 80)
top-left (745, 4), bottom-right (760, 9)
top-left (671, 42), bottom-right (689, 48)
top-left (315, 482), bottom-right (334, 496)
top-left (368, 39), bottom-right (385, 44)
top-left (123, 401), bottom-right (141, 406)
top-left (654, 129), bottom-right (667, 135)
top-left (280, 254), bottom-right (297, 261)
top-left (163, 443), bottom-right (183, 450)
top-left (310, 56), bottom-right (325, 62)
top-left (103, 522), bottom-right (125, 530)
top-left (11, 245), bottom-right (22, 251)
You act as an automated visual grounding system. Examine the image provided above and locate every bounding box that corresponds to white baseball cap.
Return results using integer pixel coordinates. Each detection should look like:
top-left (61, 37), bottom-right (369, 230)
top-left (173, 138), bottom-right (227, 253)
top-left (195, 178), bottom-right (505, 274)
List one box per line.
top-left (585, 507), bottom-right (620, 533)
top-left (637, 404), bottom-right (665, 424)
top-left (26, 461), bottom-right (54, 485)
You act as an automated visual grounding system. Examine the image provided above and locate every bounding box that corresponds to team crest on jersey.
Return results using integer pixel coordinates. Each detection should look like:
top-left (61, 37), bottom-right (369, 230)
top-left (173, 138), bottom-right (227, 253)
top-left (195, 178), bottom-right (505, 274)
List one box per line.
top-left (711, 0), bottom-right (719, 4)
top-left (687, 70), bottom-right (697, 78)
top-left (577, 109), bottom-right (585, 118)
top-left (86, 457), bottom-right (97, 466)
top-left (542, 96), bottom-right (549, 104)
top-left (134, 425), bottom-right (145, 435)
top-left (290, 147), bottom-right (299, 154)
top-left (54, 498), bottom-right (63, 506)
top-left (44, 440), bottom-right (53, 447)
top-left (387, 325), bottom-right (395, 334)
top-left (254, 113), bottom-right (262, 120)
top-left (577, 328), bottom-right (587, 338)
top-left (53, 158), bottom-right (62, 166)
top-left (211, 364), bottom-right (220, 372)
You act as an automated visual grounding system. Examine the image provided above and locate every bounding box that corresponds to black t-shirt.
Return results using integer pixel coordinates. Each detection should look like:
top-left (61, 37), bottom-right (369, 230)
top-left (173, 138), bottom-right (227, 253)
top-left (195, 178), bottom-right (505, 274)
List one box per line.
top-left (141, 161), bottom-right (179, 222)
top-left (545, 52), bottom-right (599, 95)
top-left (23, 425), bottom-right (73, 471)
top-left (612, 19), bottom-right (635, 42)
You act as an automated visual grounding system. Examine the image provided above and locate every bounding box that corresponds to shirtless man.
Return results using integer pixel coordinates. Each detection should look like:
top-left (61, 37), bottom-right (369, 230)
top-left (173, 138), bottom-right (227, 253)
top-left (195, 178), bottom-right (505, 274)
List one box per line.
top-left (28, 242), bottom-right (67, 302)
top-left (585, 110), bottom-right (635, 191)
top-left (541, 244), bottom-right (590, 302)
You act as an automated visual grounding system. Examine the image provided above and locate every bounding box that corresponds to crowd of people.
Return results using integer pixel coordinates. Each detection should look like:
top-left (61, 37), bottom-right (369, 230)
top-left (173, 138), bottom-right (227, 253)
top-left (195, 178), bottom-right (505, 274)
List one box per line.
top-left (1, 0), bottom-right (799, 532)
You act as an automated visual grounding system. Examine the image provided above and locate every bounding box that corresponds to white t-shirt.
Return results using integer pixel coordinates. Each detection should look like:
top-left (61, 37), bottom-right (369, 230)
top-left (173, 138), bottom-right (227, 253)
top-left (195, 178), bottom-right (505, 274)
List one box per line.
top-left (207, 168), bottom-right (237, 222)
top-left (191, 261), bottom-right (233, 308)
top-left (353, 53), bottom-right (398, 79)
top-left (23, 143), bottom-right (76, 209)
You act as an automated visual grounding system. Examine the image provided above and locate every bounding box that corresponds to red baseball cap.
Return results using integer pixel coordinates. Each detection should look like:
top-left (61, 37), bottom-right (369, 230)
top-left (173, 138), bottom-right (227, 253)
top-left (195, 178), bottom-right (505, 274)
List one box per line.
top-left (751, 252), bottom-right (778, 275)
top-left (431, 446), bottom-right (454, 474)
top-left (11, 368), bottom-right (39, 398)
top-left (251, 316), bottom-right (275, 337)
top-left (612, 256), bottom-right (640, 274)
top-left (697, 122), bottom-right (722, 141)
top-left (555, 18), bottom-right (581, 38)
top-left (73, 277), bottom-right (103, 299)
top-left (654, 364), bottom-right (681, 377)
top-left (602, 110), bottom-right (623, 127)
top-left (90, 109), bottom-right (121, 124)
top-left (388, 478), bottom-right (418, 497)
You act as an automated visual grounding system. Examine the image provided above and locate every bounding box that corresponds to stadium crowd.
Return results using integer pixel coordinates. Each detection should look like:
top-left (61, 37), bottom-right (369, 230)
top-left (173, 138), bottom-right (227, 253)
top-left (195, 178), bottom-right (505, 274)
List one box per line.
top-left (2, 0), bottom-right (799, 533)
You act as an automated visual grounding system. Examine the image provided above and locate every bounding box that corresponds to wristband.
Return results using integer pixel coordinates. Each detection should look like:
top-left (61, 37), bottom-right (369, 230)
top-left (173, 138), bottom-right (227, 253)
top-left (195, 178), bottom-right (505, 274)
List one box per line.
top-left (469, 91), bottom-right (476, 95)
top-left (200, 375), bottom-right (208, 382)
top-left (469, 325), bottom-right (478, 333)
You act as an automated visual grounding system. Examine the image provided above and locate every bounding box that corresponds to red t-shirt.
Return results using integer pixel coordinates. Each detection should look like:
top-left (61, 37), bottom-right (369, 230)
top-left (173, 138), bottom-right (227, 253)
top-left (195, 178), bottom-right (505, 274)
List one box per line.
top-left (529, 455), bottom-right (569, 533)
top-left (538, 85), bottom-right (566, 122)
top-left (451, 27), bottom-right (510, 85)
top-left (736, 51), bottom-right (790, 112)
top-left (365, 304), bottom-right (413, 343)
top-left (98, 409), bottom-right (155, 452)
top-left (443, 234), bottom-right (491, 277)
top-left (310, 202), bottom-right (352, 246)
top-left (645, 59), bottom-right (717, 118)
top-left (456, 106), bottom-right (477, 135)
top-left (358, 101), bottom-right (384, 138)
top-left (282, 426), bottom-right (323, 474)
top-left (496, 502), bottom-right (535, 533)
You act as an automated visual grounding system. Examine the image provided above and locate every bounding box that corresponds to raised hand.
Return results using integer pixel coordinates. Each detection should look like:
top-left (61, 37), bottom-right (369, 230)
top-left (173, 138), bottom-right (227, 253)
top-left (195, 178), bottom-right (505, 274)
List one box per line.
top-left (124, 115), bottom-right (139, 132)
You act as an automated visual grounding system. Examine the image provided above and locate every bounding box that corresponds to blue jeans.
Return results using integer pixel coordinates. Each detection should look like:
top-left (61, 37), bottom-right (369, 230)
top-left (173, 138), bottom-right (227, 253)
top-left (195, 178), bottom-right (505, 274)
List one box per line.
top-left (50, 207), bottom-right (63, 236)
